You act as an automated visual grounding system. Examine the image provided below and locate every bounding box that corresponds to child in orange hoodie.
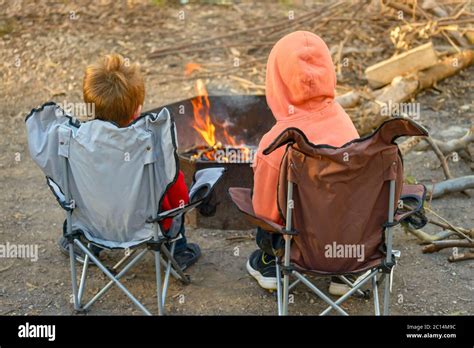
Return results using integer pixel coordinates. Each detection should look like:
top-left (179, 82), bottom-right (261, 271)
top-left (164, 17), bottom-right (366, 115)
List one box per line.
top-left (247, 31), bottom-right (360, 294)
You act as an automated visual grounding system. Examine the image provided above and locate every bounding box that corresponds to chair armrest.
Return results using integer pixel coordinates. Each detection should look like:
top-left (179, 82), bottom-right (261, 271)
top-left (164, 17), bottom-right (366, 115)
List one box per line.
top-left (386, 183), bottom-right (427, 228)
top-left (147, 199), bottom-right (204, 223)
top-left (147, 167), bottom-right (226, 224)
top-left (189, 167), bottom-right (226, 203)
top-left (228, 187), bottom-right (289, 234)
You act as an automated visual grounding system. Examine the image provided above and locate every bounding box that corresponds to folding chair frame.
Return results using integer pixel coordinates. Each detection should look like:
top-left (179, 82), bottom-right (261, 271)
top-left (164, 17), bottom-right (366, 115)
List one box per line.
top-left (62, 158), bottom-right (192, 316)
top-left (276, 179), bottom-right (398, 316)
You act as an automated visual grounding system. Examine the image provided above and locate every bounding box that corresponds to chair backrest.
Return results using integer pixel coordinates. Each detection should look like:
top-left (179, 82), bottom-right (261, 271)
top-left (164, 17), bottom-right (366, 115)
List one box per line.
top-left (263, 118), bottom-right (428, 273)
top-left (26, 102), bottom-right (178, 248)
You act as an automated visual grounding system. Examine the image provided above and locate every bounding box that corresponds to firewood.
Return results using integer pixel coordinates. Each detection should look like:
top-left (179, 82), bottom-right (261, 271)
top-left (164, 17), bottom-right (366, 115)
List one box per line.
top-left (335, 91), bottom-right (361, 108)
top-left (448, 252), bottom-right (474, 262)
top-left (353, 50), bottom-right (474, 135)
top-left (399, 136), bottom-right (424, 155)
top-left (427, 175), bottom-right (474, 199)
top-left (414, 126), bottom-right (474, 154)
top-left (365, 42), bottom-right (439, 88)
top-left (429, 220), bottom-right (474, 238)
top-left (424, 136), bottom-right (453, 180)
top-left (417, 50), bottom-right (474, 89)
top-left (403, 224), bottom-right (455, 243)
top-left (422, 0), bottom-right (471, 48)
top-left (466, 30), bottom-right (474, 45)
top-left (375, 50), bottom-right (474, 105)
top-left (425, 206), bottom-right (473, 242)
top-left (422, 240), bottom-right (474, 253)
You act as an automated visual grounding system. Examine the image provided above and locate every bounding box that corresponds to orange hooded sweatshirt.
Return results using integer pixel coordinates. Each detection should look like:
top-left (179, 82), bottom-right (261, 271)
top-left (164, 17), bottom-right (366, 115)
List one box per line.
top-left (252, 31), bottom-right (360, 223)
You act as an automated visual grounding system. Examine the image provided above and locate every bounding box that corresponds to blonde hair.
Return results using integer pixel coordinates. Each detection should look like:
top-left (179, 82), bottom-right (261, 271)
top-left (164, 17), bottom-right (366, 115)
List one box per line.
top-left (83, 54), bottom-right (145, 127)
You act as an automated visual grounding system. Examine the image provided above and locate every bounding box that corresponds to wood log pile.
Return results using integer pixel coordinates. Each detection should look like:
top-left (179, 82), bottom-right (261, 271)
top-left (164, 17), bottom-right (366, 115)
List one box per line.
top-left (403, 205), bottom-right (474, 262)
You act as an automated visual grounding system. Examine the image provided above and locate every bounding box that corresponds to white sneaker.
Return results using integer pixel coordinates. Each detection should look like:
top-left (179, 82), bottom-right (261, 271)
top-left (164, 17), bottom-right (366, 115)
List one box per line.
top-left (246, 250), bottom-right (278, 290)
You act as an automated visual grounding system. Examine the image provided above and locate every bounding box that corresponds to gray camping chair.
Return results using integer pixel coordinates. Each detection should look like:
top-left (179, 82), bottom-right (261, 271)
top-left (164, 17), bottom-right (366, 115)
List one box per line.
top-left (26, 102), bottom-right (225, 315)
top-left (230, 118), bottom-right (429, 315)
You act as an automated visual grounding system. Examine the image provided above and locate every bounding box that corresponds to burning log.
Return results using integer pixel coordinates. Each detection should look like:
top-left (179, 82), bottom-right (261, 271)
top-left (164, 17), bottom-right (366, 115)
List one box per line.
top-left (182, 79), bottom-right (256, 164)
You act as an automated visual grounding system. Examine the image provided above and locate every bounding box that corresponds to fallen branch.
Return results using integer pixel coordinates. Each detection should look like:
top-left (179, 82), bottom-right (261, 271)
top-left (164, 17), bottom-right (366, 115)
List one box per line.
top-left (414, 125), bottom-right (474, 154)
top-left (148, 1), bottom-right (345, 58)
top-left (427, 175), bottom-right (474, 199)
top-left (425, 206), bottom-right (473, 242)
top-left (335, 90), bottom-right (361, 108)
top-left (403, 224), bottom-right (455, 243)
top-left (448, 251), bottom-right (474, 262)
top-left (422, 239), bottom-right (474, 253)
top-left (425, 136), bottom-right (453, 180)
top-left (429, 220), bottom-right (474, 237)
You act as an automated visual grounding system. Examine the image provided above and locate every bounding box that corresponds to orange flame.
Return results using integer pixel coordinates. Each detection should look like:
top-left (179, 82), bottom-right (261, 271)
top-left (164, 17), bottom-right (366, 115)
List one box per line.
top-left (190, 77), bottom-right (253, 162)
top-left (191, 79), bottom-right (216, 147)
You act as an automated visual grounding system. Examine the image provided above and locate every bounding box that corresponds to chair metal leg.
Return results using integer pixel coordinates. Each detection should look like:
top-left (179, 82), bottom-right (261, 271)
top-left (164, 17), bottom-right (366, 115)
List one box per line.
top-left (112, 248), bottom-right (137, 271)
top-left (160, 256), bottom-right (181, 280)
top-left (288, 279), bottom-right (301, 292)
top-left (83, 248), bottom-right (148, 311)
top-left (155, 249), bottom-right (164, 315)
top-left (69, 241), bottom-right (80, 311)
top-left (383, 180), bottom-right (396, 316)
top-left (282, 241), bottom-right (291, 316)
top-left (78, 250), bottom-right (89, 306)
top-left (275, 258), bottom-right (282, 316)
top-left (383, 273), bottom-right (391, 315)
top-left (160, 245), bottom-right (190, 284)
top-left (75, 240), bottom-right (151, 315)
top-left (161, 242), bottom-right (176, 307)
top-left (282, 181), bottom-right (294, 316)
top-left (293, 271), bottom-right (349, 316)
top-left (372, 273), bottom-right (380, 316)
top-left (319, 269), bottom-right (378, 315)
top-left (337, 275), bottom-right (366, 297)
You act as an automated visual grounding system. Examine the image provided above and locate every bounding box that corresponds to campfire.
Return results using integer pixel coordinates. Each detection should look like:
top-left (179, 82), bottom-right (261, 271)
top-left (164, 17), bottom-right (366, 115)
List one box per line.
top-left (148, 83), bottom-right (274, 229)
top-left (182, 78), bottom-right (255, 163)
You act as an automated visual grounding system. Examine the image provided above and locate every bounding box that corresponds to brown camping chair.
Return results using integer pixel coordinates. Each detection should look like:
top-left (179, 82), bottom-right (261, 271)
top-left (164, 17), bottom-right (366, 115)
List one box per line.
top-left (229, 118), bottom-right (428, 315)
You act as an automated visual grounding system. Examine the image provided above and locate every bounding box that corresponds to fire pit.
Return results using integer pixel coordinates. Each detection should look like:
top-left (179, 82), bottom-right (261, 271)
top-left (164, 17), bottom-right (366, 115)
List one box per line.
top-left (148, 83), bottom-right (274, 230)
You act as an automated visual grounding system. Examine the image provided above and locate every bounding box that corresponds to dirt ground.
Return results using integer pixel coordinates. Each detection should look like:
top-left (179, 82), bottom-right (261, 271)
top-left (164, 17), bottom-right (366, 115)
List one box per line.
top-left (0, 1), bottom-right (473, 315)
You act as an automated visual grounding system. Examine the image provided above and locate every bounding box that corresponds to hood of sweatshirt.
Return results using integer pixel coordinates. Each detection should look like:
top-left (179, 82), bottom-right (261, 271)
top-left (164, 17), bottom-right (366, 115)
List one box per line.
top-left (265, 31), bottom-right (336, 121)
top-left (252, 31), bottom-right (359, 223)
